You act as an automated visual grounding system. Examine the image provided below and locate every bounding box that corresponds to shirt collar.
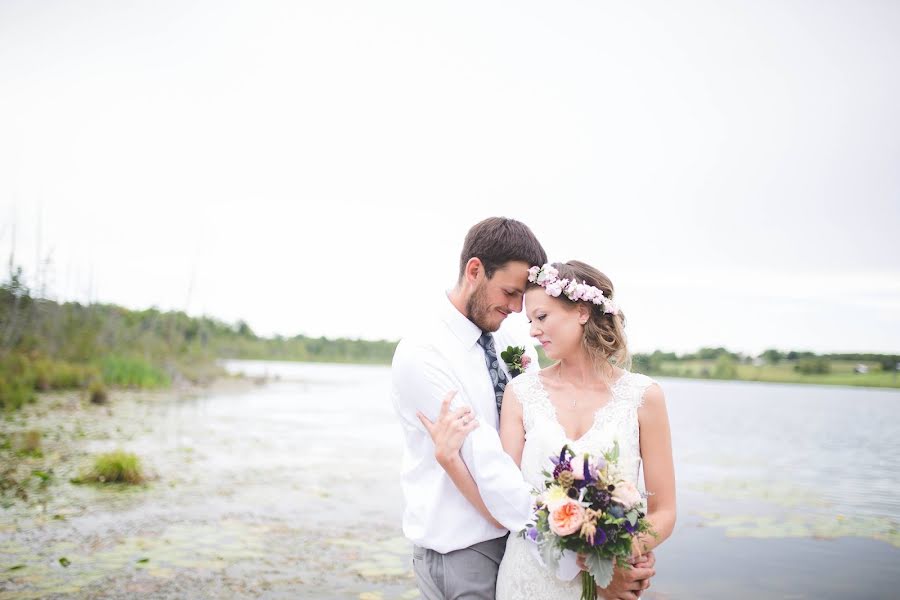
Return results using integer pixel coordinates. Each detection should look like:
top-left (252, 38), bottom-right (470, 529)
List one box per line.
top-left (441, 292), bottom-right (484, 349)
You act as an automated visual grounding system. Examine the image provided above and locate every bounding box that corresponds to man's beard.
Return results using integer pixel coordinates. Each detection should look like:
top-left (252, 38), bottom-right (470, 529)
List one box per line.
top-left (465, 281), bottom-right (499, 332)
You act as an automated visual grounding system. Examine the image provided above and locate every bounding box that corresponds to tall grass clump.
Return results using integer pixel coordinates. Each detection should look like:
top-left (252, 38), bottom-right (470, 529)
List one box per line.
top-left (0, 353), bottom-right (37, 410)
top-left (99, 356), bottom-right (170, 388)
top-left (75, 451), bottom-right (145, 485)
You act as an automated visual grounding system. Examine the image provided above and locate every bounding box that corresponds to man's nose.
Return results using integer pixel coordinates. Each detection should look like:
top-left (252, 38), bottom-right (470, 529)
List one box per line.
top-left (509, 296), bottom-right (523, 313)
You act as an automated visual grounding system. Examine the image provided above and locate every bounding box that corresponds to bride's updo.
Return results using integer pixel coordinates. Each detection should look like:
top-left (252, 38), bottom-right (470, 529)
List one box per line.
top-left (533, 260), bottom-right (631, 370)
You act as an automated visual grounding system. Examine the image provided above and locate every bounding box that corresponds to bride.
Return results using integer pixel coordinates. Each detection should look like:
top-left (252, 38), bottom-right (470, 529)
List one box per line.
top-left (423, 261), bottom-right (676, 599)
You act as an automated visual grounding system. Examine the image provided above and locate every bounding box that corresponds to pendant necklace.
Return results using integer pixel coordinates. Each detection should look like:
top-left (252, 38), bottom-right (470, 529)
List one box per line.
top-left (558, 364), bottom-right (577, 409)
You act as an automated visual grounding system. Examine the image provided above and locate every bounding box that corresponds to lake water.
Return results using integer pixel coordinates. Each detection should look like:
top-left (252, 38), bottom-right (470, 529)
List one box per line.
top-left (1, 360), bottom-right (898, 599)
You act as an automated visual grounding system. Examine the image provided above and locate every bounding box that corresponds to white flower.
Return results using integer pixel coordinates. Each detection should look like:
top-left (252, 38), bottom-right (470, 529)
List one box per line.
top-left (536, 265), bottom-right (559, 284)
top-left (545, 281), bottom-right (563, 297)
top-left (611, 480), bottom-right (643, 509)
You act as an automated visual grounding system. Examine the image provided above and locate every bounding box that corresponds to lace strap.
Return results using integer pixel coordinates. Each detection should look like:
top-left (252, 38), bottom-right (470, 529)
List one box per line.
top-left (625, 372), bottom-right (658, 409)
top-left (509, 372), bottom-right (553, 432)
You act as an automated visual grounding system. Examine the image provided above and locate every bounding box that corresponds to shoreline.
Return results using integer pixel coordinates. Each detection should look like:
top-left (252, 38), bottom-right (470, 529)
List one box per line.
top-left (225, 357), bottom-right (900, 390)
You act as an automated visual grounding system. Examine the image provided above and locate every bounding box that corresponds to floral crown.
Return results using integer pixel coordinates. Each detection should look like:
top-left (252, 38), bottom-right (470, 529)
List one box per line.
top-left (527, 263), bottom-right (619, 315)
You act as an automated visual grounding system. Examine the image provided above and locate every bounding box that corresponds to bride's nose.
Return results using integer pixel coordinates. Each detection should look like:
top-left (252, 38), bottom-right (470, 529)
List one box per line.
top-left (529, 322), bottom-right (541, 337)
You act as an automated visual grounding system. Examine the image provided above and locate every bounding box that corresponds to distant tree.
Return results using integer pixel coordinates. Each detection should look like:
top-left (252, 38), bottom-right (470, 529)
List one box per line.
top-left (880, 357), bottom-right (899, 372)
top-left (761, 349), bottom-right (783, 364)
top-left (235, 320), bottom-right (255, 338)
top-left (795, 357), bottom-right (830, 375)
top-left (713, 354), bottom-right (738, 379)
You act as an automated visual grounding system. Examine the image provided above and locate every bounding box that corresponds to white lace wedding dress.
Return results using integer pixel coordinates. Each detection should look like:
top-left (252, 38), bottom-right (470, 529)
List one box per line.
top-left (495, 369), bottom-right (656, 600)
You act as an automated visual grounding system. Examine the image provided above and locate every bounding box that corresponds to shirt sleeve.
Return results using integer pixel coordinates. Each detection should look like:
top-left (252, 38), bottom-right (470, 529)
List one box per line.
top-left (392, 340), bottom-right (534, 532)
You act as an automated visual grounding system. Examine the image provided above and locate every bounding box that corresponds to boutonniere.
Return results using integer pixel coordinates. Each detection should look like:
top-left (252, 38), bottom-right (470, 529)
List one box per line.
top-left (500, 345), bottom-right (531, 378)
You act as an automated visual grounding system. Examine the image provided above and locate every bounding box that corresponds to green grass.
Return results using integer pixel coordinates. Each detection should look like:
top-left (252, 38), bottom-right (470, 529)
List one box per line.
top-left (0, 353), bottom-right (99, 409)
top-left (74, 451), bottom-right (145, 485)
top-left (653, 359), bottom-right (900, 388)
top-left (99, 356), bottom-right (169, 388)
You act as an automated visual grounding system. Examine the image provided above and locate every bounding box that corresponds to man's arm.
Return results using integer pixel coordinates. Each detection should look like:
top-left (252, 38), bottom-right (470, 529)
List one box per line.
top-left (417, 392), bottom-right (503, 528)
top-left (393, 342), bottom-right (533, 532)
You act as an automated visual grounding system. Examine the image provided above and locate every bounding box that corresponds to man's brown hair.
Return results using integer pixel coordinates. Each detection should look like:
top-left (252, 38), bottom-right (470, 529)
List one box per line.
top-left (458, 217), bottom-right (547, 280)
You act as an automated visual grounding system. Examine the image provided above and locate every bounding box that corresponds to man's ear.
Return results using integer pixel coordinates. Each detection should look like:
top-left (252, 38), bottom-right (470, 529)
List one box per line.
top-left (464, 257), bottom-right (484, 284)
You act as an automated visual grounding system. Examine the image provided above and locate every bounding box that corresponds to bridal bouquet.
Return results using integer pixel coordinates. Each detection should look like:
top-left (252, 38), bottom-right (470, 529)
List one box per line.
top-left (523, 443), bottom-right (654, 600)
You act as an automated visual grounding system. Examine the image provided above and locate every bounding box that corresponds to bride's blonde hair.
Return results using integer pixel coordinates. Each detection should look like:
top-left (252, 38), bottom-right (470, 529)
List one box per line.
top-left (533, 260), bottom-right (631, 370)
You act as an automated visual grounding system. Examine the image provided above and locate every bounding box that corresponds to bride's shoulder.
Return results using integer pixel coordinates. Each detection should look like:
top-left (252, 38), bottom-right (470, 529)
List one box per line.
top-left (617, 370), bottom-right (662, 407)
top-left (508, 370), bottom-right (545, 404)
top-left (509, 369), bottom-right (539, 390)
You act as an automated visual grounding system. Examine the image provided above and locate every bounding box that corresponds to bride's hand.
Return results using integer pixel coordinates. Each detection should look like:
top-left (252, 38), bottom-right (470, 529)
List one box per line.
top-left (416, 391), bottom-right (479, 465)
top-left (629, 549), bottom-right (655, 570)
top-left (628, 540), bottom-right (654, 567)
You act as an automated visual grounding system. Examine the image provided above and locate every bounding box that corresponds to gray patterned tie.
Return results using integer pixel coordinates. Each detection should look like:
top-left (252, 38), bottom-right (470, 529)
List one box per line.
top-left (477, 332), bottom-right (509, 414)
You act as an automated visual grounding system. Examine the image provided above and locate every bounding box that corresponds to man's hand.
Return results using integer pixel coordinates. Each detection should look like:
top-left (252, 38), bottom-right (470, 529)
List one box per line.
top-left (416, 391), bottom-right (479, 465)
top-left (577, 551), bottom-right (656, 600)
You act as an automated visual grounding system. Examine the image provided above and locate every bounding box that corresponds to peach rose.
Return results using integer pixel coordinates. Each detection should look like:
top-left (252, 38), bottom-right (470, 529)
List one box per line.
top-left (548, 500), bottom-right (585, 537)
top-left (611, 480), bottom-right (642, 509)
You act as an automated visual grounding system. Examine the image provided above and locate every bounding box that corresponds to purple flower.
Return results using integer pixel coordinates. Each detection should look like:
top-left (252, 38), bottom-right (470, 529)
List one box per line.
top-left (623, 520), bottom-right (636, 534)
top-left (591, 528), bottom-right (608, 546)
top-left (553, 461), bottom-right (572, 479)
top-left (526, 526), bottom-right (539, 541)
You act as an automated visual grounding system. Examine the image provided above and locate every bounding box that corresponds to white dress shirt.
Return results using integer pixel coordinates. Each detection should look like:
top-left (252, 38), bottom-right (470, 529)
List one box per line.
top-left (391, 293), bottom-right (540, 554)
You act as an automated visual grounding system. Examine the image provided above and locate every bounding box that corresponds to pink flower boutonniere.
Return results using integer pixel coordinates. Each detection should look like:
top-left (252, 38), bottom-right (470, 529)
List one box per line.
top-left (501, 345), bottom-right (530, 378)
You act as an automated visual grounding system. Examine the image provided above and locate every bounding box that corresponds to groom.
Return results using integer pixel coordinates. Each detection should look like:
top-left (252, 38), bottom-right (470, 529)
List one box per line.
top-left (391, 217), bottom-right (656, 600)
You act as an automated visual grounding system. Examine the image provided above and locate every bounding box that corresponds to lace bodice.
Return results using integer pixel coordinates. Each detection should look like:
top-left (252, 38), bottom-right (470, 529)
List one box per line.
top-left (496, 369), bottom-right (657, 600)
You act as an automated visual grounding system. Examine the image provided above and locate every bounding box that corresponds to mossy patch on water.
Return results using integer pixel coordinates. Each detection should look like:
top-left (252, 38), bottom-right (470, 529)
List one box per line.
top-left (0, 519), bottom-right (271, 598)
top-left (697, 511), bottom-right (900, 547)
top-left (326, 536), bottom-right (413, 582)
top-left (692, 479), bottom-right (830, 509)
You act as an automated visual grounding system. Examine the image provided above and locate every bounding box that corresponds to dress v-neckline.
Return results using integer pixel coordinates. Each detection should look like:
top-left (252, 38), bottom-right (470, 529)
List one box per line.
top-left (534, 370), bottom-right (629, 444)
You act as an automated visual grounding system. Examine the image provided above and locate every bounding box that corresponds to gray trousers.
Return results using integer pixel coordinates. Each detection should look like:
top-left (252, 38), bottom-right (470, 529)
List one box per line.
top-left (412, 535), bottom-right (508, 600)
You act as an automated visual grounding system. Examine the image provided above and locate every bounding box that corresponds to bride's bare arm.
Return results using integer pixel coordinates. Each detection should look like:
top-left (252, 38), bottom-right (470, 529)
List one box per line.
top-left (634, 383), bottom-right (677, 557)
top-left (498, 385), bottom-right (526, 468)
top-left (417, 392), bottom-right (503, 528)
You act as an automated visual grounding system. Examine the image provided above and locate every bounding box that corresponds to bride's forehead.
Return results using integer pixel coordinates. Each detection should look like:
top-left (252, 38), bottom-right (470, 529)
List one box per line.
top-left (524, 289), bottom-right (552, 312)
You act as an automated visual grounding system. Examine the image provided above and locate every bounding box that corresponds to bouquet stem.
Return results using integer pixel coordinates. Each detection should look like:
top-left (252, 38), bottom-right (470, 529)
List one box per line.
top-left (581, 570), bottom-right (597, 600)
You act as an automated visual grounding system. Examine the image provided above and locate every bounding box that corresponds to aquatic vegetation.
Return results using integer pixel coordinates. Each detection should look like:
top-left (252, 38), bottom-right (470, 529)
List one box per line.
top-left (697, 511), bottom-right (900, 548)
top-left (74, 451), bottom-right (145, 485)
top-left (88, 381), bottom-right (108, 405)
top-left (0, 354), bottom-right (36, 410)
top-left (99, 357), bottom-right (169, 389)
top-left (11, 430), bottom-right (42, 457)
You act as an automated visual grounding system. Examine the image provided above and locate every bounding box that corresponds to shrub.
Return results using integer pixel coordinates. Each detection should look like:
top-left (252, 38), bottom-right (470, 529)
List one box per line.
top-left (795, 358), bottom-right (831, 375)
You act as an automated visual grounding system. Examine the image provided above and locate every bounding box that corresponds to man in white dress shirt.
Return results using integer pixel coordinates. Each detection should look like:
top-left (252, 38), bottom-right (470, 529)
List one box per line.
top-left (391, 217), bottom-right (547, 599)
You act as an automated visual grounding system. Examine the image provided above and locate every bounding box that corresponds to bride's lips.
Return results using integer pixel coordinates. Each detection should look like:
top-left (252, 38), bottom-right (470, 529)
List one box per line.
top-left (540, 340), bottom-right (551, 348)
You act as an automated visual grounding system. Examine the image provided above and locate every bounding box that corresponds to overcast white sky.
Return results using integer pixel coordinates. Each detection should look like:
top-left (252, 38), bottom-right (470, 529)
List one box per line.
top-left (1, 0), bottom-right (898, 355)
